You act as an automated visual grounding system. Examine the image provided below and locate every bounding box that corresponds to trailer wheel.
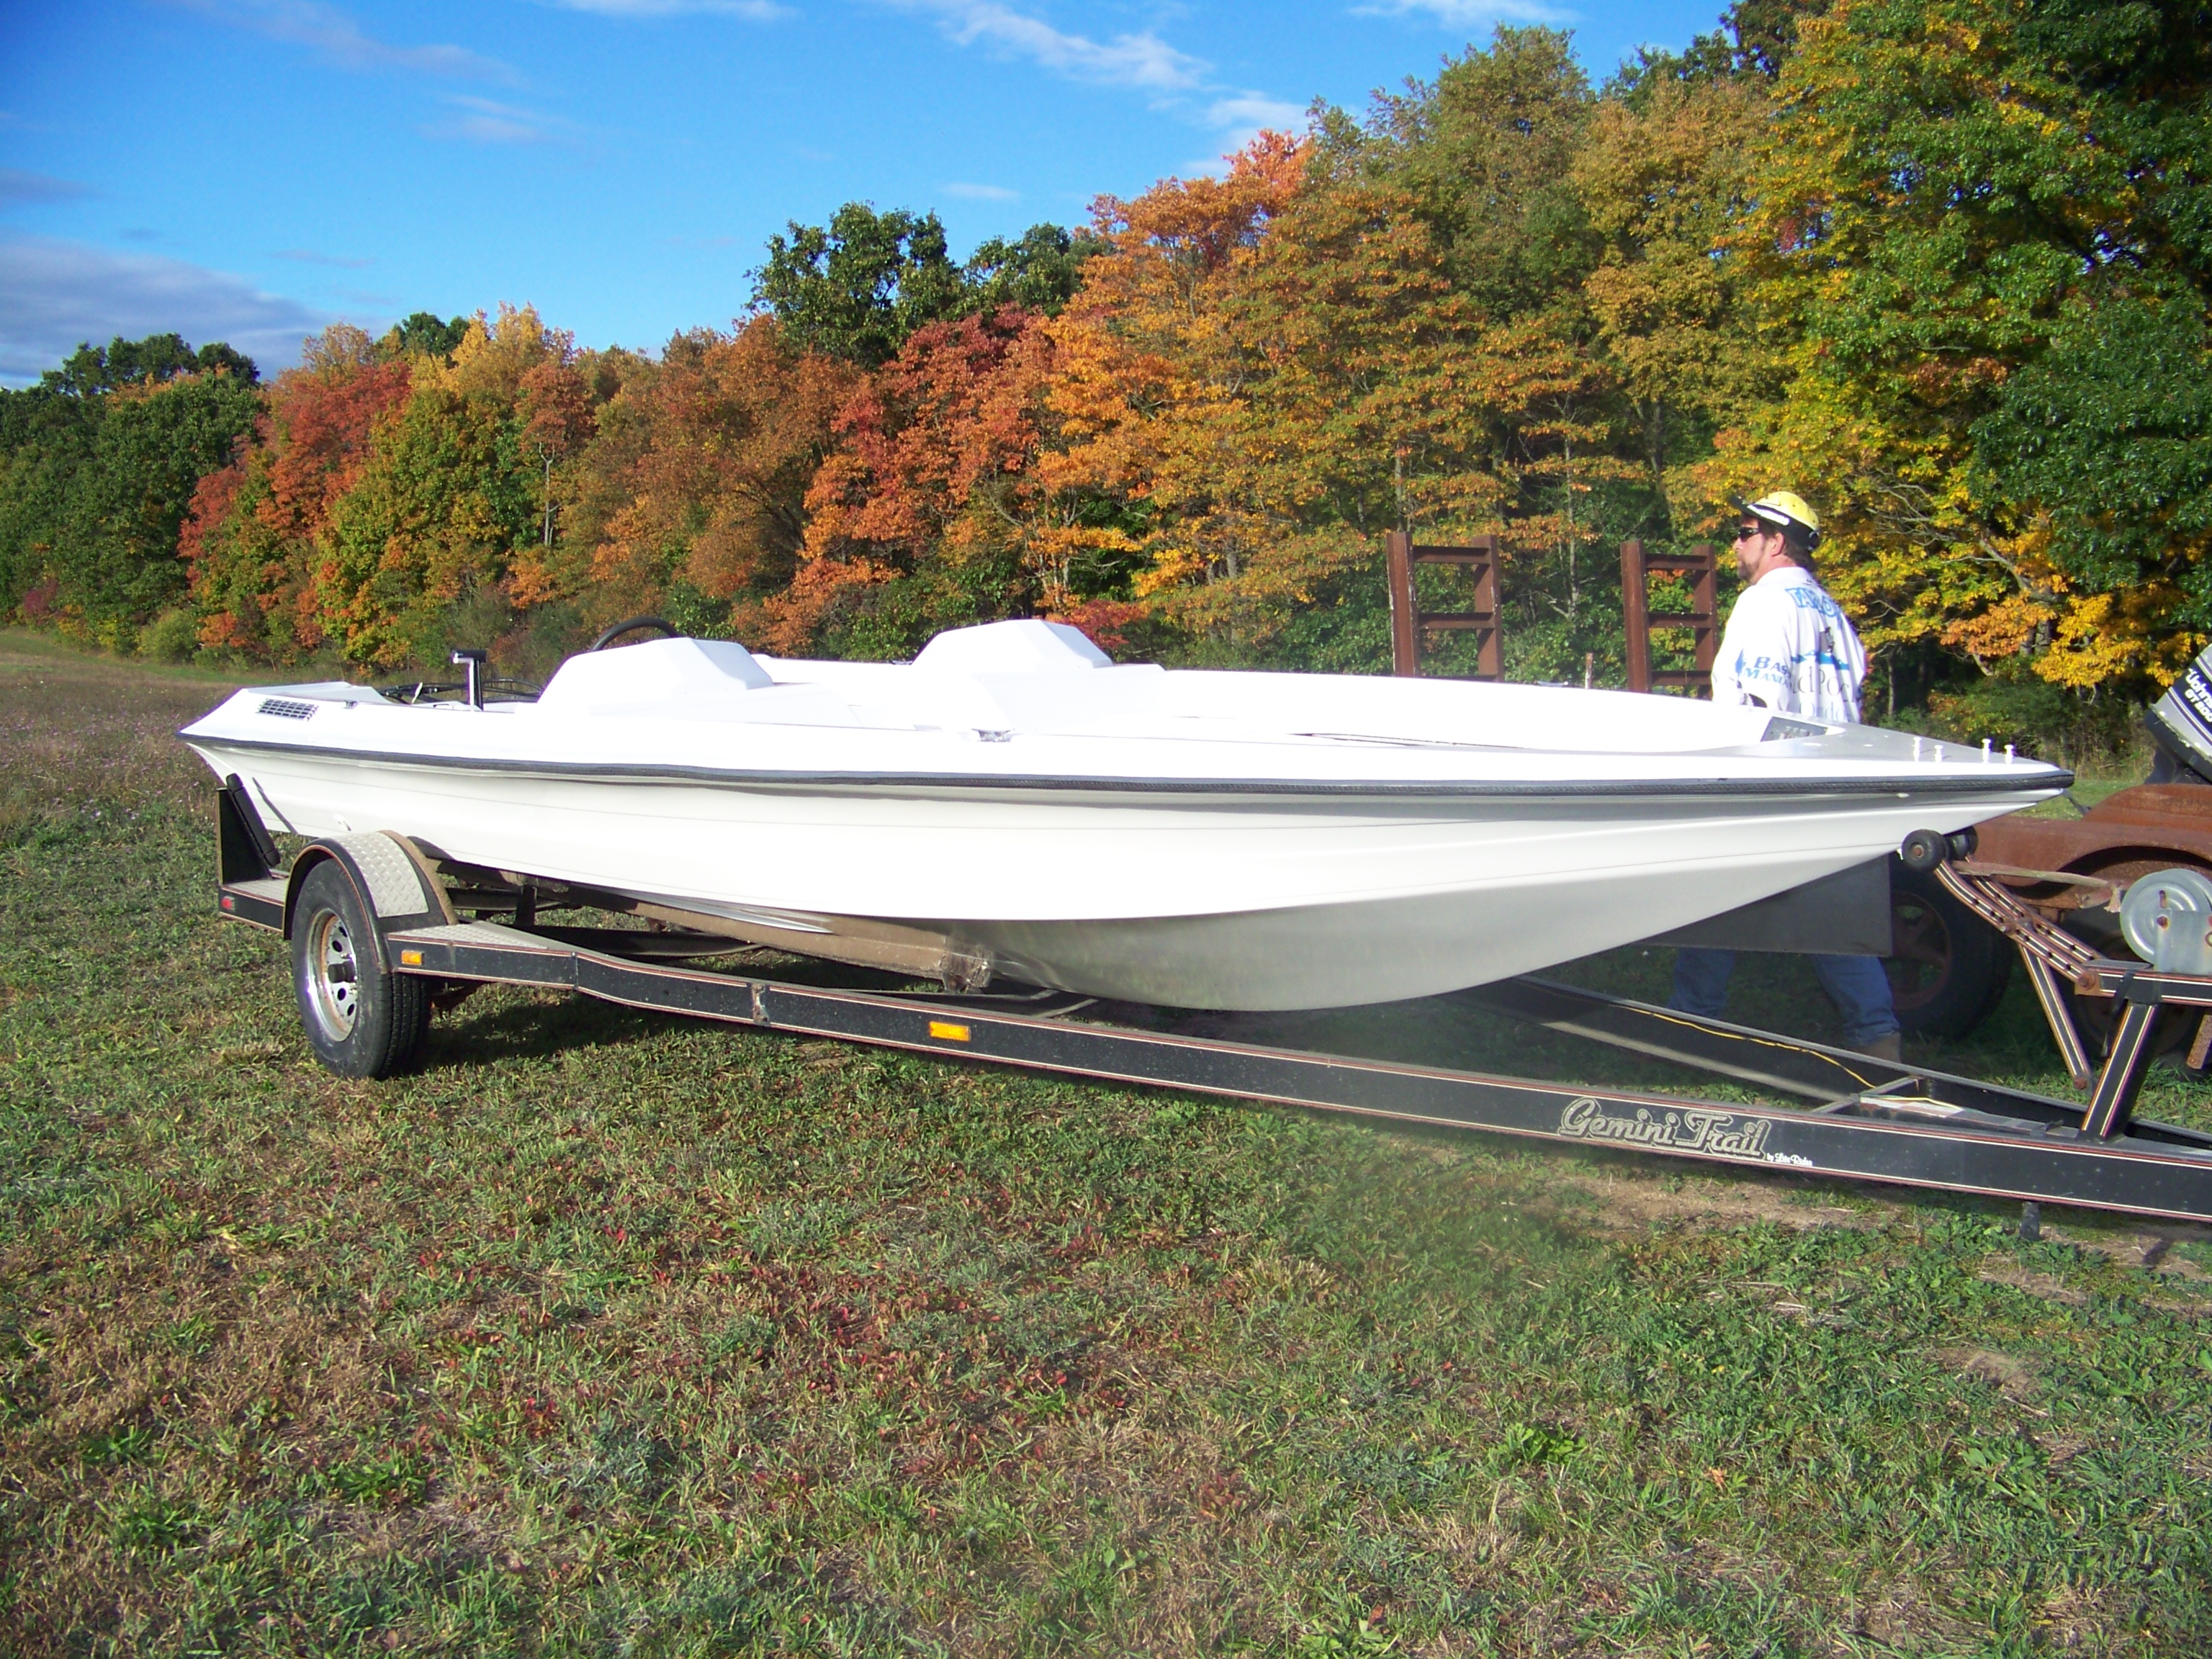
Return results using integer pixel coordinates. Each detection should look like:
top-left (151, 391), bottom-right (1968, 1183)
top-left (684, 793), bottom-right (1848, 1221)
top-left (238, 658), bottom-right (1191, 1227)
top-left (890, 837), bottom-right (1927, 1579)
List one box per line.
top-left (1885, 861), bottom-right (2013, 1040)
top-left (292, 859), bottom-right (430, 1078)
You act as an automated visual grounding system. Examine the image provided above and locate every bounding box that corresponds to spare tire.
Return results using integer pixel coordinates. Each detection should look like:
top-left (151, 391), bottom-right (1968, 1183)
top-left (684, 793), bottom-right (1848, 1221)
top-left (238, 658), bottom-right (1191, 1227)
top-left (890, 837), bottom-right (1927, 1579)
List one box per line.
top-left (1885, 859), bottom-right (2013, 1040)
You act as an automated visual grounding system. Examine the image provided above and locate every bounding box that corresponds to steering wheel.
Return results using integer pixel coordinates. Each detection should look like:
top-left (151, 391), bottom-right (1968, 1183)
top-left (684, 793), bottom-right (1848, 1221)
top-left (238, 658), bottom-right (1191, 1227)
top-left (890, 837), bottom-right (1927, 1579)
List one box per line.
top-left (588, 616), bottom-right (682, 652)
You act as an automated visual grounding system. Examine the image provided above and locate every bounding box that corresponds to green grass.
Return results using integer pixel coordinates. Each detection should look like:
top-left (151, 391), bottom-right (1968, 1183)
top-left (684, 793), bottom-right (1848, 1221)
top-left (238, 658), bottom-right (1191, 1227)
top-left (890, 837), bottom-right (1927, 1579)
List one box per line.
top-left (5, 634), bottom-right (2212, 1656)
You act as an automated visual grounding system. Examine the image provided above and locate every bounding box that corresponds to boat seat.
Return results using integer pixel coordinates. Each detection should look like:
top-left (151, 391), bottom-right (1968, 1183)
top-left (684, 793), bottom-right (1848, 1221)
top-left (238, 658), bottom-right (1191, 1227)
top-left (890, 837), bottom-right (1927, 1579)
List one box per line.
top-left (912, 619), bottom-right (1110, 676)
top-left (536, 637), bottom-right (775, 716)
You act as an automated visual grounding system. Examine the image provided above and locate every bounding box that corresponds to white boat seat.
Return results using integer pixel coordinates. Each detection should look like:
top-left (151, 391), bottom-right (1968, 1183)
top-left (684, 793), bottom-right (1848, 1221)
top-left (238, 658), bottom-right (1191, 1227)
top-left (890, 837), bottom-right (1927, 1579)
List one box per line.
top-left (912, 619), bottom-right (1110, 676)
top-left (536, 637), bottom-right (775, 716)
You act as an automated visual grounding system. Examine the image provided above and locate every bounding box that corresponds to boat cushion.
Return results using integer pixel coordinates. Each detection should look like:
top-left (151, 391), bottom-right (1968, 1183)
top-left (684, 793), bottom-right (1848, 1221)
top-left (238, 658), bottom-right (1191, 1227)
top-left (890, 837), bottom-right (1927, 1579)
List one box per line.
top-left (536, 637), bottom-right (775, 714)
top-left (912, 619), bottom-right (1110, 675)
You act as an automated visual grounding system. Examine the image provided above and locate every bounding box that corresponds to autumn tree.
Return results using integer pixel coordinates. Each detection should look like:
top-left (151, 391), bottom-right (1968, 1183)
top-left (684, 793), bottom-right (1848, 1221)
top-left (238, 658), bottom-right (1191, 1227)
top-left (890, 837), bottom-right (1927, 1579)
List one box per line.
top-left (1573, 75), bottom-right (1764, 520)
top-left (1038, 133), bottom-right (1310, 660)
top-left (552, 319), bottom-right (855, 645)
top-left (1038, 32), bottom-right (1634, 673)
top-left (1719, 0), bottom-right (2212, 716)
top-left (315, 305), bottom-right (562, 666)
top-left (181, 323), bottom-right (413, 659)
top-left (791, 305), bottom-right (1120, 655)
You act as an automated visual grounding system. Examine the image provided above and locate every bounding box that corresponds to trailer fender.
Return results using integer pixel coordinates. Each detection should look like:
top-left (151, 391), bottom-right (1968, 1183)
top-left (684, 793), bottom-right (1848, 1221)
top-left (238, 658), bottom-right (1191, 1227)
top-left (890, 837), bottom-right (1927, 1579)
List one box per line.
top-left (283, 833), bottom-right (457, 960)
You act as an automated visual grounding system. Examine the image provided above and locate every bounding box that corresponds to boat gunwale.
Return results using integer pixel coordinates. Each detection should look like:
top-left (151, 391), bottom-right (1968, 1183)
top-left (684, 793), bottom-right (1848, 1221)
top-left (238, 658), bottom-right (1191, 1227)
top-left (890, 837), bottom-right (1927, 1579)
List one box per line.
top-left (181, 731), bottom-right (2074, 804)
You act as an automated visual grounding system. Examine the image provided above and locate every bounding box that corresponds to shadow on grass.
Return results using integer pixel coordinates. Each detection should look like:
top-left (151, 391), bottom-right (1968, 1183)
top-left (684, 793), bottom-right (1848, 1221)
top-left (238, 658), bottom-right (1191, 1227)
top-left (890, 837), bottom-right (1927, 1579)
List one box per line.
top-left (419, 983), bottom-right (681, 1069)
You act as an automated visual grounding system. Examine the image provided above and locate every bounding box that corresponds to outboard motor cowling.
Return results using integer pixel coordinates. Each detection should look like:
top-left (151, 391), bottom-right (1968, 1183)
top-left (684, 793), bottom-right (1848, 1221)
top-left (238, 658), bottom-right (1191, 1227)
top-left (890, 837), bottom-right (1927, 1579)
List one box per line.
top-left (2147, 642), bottom-right (2212, 786)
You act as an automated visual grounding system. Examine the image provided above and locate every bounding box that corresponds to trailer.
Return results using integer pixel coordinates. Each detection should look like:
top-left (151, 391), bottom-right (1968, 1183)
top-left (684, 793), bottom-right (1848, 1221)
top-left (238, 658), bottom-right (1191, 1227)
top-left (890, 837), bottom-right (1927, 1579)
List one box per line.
top-left (210, 782), bottom-right (2212, 1226)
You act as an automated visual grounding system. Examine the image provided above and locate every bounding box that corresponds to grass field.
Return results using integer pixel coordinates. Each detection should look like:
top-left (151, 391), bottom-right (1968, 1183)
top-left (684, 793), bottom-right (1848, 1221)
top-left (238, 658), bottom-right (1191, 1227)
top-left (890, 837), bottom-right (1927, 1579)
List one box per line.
top-left (4, 631), bottom-right (2212, 1657)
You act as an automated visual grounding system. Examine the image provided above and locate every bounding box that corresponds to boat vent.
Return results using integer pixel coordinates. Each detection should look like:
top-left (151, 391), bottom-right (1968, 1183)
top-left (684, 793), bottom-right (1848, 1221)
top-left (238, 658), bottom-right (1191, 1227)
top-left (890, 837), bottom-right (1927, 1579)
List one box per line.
top-left (1760, 715), bottom-right (1827, 741)
top-left (257, 698), bottom-right (318, 720)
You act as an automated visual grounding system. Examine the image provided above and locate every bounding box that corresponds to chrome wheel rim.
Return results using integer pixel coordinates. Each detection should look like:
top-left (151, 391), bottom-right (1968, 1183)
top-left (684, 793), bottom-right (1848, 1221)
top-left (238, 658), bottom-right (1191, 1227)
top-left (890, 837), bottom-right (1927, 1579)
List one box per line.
top-left (305, 908), bottom-right (360, 1040)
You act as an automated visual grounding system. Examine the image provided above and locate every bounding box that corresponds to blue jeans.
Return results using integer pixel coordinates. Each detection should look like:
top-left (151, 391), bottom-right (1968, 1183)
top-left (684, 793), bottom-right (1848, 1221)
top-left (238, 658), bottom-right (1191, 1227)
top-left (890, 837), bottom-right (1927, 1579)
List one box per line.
top-left (1670, 948), bottom-right (1899, 1046)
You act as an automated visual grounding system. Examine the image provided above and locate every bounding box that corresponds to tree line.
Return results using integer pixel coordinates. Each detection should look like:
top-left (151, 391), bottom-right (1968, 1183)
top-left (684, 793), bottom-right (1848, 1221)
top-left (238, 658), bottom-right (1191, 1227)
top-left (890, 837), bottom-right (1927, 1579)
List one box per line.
top-left (2, 0), bottom-right (2207, 755)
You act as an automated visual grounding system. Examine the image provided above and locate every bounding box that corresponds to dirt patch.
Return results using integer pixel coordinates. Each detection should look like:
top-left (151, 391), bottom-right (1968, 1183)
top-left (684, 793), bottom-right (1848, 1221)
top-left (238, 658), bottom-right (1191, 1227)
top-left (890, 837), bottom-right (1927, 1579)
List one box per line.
top-left (1977, 1259), bottom-right (2090, 1305)
top-left (2033, 1429), bottom-right (2093, 1468)
top-left (2045, 1220), bottom-right (2212, 1278)
top-left (1938, 1345), bottom-right (2041, 1403)
top-left (1565, 1166), bottom-right (1895, 1235)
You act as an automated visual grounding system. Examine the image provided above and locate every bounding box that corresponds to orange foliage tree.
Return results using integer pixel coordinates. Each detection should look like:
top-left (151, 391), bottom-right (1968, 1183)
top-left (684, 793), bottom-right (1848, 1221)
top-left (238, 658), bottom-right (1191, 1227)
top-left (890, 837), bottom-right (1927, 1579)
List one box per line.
top-left (181, 325), bottom-right (413, 659)
top-left (549, 318), bottom-right (855, 645)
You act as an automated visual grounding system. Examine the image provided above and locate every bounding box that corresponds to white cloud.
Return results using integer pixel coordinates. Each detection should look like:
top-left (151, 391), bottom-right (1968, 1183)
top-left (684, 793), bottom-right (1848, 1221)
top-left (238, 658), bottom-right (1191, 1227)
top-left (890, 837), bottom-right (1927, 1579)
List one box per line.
top-left (422, 95), bottom-right (575, 145)
top-left (891, 1), bottom-right (1206, 91)
top-left (166, 0), bottom-right (522, 84)
top-left (0, 169), bottom-right (93, 208)
top-left (1177, 91), bottom-right (1309, 177)
top-left (274, 247), bottom-right (373, 268)
top-left (1352, 0), bottom-right (1575, 26)
top-left (0, 235), bottom-right (336, 385)
top-left (541, 0), bottom-right (785, 15)
top-left (943, 181), bottom-right (1019, 201)
top-left (883, 4), bottom-right (1298, 178)
top-left (1207, 93), bottom-right (1306, 131)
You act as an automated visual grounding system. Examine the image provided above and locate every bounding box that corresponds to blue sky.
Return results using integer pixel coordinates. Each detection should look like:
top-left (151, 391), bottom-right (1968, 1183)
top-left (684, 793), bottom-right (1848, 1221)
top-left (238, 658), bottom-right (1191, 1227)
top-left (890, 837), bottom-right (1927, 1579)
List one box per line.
top-left (0, 0), bottom-right (1725, 384)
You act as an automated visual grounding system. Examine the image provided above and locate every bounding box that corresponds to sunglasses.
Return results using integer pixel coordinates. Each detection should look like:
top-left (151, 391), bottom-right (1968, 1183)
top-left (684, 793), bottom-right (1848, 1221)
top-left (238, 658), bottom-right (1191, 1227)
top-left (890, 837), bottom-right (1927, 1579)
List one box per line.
top-left (1732, 523), bottom-right (1768, 542)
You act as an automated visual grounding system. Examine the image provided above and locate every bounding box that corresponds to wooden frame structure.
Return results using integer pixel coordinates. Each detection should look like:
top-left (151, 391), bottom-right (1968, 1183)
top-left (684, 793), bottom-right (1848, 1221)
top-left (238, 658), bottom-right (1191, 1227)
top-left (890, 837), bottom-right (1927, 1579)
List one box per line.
top-left (1385, 531), bottom-right (1503, 680)
top-left (1621, 539), bottom-right (1721, 695)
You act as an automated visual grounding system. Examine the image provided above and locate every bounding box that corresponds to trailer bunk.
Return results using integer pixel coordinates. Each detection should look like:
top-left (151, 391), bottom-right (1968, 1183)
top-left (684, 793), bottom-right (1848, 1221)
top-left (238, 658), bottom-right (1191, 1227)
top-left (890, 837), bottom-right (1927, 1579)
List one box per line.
top-left (210, 783), bottom-right (2212, 1226)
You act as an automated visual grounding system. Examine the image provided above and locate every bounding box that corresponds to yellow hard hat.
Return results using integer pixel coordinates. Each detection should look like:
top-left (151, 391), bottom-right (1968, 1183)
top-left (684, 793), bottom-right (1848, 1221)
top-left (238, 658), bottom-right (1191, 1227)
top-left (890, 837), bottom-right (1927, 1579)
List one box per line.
top-left (1735, 490), bottom-right (1821, 548)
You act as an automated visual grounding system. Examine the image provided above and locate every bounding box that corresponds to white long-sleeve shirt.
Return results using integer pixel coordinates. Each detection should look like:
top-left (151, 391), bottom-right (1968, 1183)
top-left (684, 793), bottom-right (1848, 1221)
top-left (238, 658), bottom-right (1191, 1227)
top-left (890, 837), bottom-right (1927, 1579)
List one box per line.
top-left (1710, 565), bottom-right (1866, 724)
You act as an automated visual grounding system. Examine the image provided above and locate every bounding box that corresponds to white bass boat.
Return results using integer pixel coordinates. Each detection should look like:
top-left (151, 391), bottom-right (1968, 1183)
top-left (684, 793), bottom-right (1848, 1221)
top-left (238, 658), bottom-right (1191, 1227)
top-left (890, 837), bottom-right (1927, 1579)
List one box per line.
top-left (181, 619), bottom-right (2067, 1009)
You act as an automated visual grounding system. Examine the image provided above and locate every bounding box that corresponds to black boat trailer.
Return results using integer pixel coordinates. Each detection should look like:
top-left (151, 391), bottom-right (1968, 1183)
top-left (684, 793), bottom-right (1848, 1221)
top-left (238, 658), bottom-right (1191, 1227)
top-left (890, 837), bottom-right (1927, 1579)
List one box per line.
top-left (212, 783), bottom-right (2212, 1226)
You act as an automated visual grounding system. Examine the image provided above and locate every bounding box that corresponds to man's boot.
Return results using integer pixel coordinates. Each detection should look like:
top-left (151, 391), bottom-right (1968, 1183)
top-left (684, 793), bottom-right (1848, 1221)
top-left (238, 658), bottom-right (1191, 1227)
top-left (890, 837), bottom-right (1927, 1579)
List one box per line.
top-left (1861, 1030), bottom-right (1904, 1063)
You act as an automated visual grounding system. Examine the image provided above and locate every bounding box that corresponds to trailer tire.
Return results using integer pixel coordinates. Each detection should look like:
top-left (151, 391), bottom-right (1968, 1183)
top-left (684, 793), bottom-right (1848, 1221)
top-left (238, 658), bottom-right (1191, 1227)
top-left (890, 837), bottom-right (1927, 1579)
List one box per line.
top-left (291, 858), bottom-right (430, 1078)
top-left (1885, 861), bottom-right (2012, 1040)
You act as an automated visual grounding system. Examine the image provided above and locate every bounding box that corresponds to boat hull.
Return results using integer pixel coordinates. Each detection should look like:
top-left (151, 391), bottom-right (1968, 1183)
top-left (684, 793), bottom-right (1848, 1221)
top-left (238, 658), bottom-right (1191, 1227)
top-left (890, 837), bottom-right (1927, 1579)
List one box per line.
top-left (188, 739), bottom-right (2037, 1009)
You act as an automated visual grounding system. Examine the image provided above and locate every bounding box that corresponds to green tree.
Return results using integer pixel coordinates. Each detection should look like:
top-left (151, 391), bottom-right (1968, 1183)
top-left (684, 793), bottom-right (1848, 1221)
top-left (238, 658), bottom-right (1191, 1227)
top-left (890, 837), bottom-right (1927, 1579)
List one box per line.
top-left (380, 312), bottom-right (472, 363)
top-left (50, 372), bottom-right (262, 644)
top-left (0, 335), bottom-right (259, 642)
top-left (38, 333), bottom-right (258, 397)
top-left (1724, 0), bottom-right (2212, 696)
top-left (753, 204), bottom-right (968, 367)
top-left (752, 206), bottom-right (1097, 368)
top-left (963, 223), bottom-right (1102, 315)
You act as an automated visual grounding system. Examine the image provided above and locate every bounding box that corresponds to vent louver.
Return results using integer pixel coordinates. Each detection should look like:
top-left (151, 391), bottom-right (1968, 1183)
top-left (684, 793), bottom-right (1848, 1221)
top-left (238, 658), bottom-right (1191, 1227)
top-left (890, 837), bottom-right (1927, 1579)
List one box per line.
top-left (257, 698), bottom-right (317, 720)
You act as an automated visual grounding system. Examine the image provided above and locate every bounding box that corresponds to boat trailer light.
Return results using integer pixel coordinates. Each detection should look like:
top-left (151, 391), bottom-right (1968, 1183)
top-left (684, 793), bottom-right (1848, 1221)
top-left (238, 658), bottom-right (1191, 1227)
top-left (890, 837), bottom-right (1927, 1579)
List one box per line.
top-left (928, 1020), bottom-right (971, 1042)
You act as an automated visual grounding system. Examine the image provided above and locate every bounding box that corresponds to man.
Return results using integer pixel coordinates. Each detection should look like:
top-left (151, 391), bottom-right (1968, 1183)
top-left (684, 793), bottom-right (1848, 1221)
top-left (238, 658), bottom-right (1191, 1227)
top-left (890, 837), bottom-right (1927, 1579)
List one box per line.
top-left (1668, 490), bottom-right (1905, 1061)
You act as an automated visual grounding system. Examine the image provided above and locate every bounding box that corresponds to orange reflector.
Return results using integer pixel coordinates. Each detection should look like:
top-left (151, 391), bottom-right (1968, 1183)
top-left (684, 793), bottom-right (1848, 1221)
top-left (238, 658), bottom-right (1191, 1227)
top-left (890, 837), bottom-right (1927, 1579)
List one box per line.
top-left (399, 948), bottom-right (423, 967)
top-left (927, 1020), bottom-right (971, 1043)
